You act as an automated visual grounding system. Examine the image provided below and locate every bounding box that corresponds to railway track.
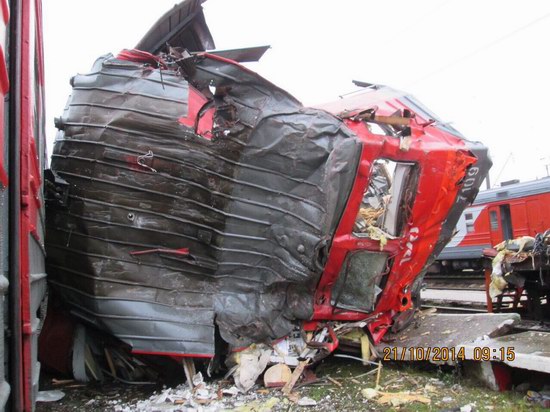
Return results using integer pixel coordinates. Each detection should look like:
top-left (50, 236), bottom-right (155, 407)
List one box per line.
top-left (425, 286), bottom-right (485, 291)
top-left (424, 271), bottom-right (486, 292)
top-left (421, 278), bottom-right (550, 333)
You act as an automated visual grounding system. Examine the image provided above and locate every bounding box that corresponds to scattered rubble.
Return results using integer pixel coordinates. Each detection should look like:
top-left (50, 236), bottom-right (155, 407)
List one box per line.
top-left (526, 389), bottom-right (550, 408)
top-left (37, 358), bottom-right (537, 411)
top-left (485, 228), bottom-right (550, 320)
top-left (36, 390), bottom-right (66, 403)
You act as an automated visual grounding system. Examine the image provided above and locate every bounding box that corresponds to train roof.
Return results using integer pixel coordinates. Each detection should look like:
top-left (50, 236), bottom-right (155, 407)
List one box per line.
top-left (473, 177), bottom-right (550, 205)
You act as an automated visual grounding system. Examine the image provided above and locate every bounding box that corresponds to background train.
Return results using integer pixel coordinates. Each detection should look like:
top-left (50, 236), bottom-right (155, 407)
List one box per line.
top-left (431, 177), bottom-right (550, 274)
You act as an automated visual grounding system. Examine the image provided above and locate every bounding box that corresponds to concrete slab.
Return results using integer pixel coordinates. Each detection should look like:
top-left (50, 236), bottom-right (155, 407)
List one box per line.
top-left (376, 312), bottom-right (520, 363)
top-left (459, 331), bottom-right (550, 374)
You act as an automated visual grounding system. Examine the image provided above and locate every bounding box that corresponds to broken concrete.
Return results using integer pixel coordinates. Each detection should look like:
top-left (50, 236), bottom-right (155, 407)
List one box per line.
top-left (377, 313), bottom-right (520, 363)
top-left (460, 331), bottom-right (550, 374)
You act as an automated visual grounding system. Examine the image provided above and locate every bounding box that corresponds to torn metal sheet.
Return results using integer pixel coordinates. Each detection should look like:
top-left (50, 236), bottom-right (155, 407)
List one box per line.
top-left (46, 52), bottom-right (360, 355)
top-left (135, 0), bottom-right (214, 54)
top-left (206, 46), bottom-right (271, 63)
top-left (45, 1), bottom-right (491, 359)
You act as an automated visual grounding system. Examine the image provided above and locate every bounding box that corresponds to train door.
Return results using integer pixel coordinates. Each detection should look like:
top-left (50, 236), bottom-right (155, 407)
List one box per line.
top-left (488, 204), bottom-right (513, 246)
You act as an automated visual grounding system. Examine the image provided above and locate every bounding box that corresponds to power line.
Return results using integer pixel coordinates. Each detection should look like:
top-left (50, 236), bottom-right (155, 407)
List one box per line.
top-left (494, 152), bottom-right (514, 187)
top-left (407, 11), bottom-right (550, 87)
top-left (384, 0), bottom-right (455, 45)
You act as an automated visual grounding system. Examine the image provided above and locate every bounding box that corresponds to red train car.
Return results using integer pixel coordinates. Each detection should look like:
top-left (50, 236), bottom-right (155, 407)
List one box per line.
top-left (434, 178), bottom-right (550, 273)
top-left (0, 0), bottom-right (47, 410)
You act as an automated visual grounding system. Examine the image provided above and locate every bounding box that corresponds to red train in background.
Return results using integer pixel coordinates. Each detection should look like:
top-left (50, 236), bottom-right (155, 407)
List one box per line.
top-left (433, 177), bottom-right (550, 274)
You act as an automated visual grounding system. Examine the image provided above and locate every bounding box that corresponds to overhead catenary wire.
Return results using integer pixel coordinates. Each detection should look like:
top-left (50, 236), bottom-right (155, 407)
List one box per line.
top-left (407, 11), bottom-right (550, 88)
top-left (493, 152), bottom-right (514, 187)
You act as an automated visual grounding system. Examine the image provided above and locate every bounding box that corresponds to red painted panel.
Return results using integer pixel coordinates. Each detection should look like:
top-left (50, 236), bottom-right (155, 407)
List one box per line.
top-left (457, 191), bottom-right (550, 249)
top-left (310, 98), bottom-right (477, 342)
top-left (525, 193), bottom-right (550, 235)
top-left (19, 0), bottom-right (34, 407)
top-left (19, 0), bottom-right (46, 409)
top-left (510, 201), bottom-right (528, 237)
top-left (0, 0), bottom-right (8, 188)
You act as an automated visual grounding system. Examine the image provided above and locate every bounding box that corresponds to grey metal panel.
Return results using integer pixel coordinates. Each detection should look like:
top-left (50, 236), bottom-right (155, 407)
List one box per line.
top-left (206, 46), bottom-right (271, 63)
top-left (29, 191), bottom-right (47, 407)
top-left (29, 55), bottom-right (48, 409)
top-left (0, 231), bottom-right (9, 410)
top-left (135, 0), bottom-right (214, 54)
top-left (473, 178), bottom-right (550, 205)
top-left (0, 117), bottom-right (9, 409)
top-left (46, 53), bottom-right (361, 352)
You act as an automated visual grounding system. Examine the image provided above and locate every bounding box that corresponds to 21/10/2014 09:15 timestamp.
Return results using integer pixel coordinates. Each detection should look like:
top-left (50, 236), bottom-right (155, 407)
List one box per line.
top-left (383, 346), bottom-right (516, 362)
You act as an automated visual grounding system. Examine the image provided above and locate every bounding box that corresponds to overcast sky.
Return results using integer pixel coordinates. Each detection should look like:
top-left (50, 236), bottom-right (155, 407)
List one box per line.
top-left (43, 0), bottom-right (550, 187)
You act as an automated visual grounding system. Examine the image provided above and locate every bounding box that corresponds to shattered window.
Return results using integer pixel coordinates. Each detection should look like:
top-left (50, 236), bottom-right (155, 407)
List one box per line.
top-left (331, 251), bottom-right (389, 313)
top-left (353, 160), bottom-right (418, 241)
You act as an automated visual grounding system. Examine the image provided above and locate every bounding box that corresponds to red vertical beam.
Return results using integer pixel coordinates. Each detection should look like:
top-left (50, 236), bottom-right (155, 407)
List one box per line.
top-left (19, 0), bottom-right (33, 409)
top-left (0, 0), bottom-right (9, 187)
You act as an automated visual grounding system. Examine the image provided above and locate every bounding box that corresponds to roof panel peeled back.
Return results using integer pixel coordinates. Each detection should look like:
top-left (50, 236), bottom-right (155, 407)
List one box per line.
top-left (135, 0), bottom-right (215, 54)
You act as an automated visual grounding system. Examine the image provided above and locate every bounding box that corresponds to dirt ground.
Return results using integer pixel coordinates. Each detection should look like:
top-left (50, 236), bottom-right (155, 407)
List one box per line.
top-left (36, 357), bottom-right (544, 411)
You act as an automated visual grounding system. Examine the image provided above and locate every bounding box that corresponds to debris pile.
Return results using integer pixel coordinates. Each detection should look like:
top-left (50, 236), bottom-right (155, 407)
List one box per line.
top-left (489, 235), bottom-right (537, 298)
top-left (113, 382), bottom-right (278, 412)
top-left (361, 387), bottom-right (431, 407)
top-left (526, 389), bottom-right (550, 408)
top-left (39, 344), bottom-right (544, 411)
top-left (487, 229), bottom-right (550, 319)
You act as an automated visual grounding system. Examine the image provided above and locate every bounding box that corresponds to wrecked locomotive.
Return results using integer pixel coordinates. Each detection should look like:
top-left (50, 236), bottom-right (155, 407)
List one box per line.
top-left (44, 0), bottom-right (490, 362)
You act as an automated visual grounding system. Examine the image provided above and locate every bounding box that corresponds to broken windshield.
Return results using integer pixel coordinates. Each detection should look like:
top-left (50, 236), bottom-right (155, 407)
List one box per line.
top-left (353, 160), bottom-right (418, 243)
top-left (331, 251), bottom-right (389, 313)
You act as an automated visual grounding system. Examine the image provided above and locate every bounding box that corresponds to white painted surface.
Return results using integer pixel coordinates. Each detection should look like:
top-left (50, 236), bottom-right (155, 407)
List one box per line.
top-left (422, 288), bottom-right (488, 304)
top-left (459, 331), bottom-right (550, 374)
